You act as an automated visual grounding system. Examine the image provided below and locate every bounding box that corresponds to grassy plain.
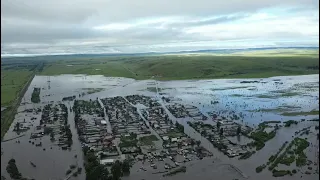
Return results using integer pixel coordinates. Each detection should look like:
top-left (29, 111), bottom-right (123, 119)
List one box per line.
top-left (1, 70), bottom-right (33, 106)
top-left (39, 52), bottom-right (319, 80)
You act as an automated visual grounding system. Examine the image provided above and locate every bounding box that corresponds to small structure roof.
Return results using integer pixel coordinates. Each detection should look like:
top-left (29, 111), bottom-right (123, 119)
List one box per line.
top-left (100, 159), bottom-right (115, 165)
top-left (101, 120), bottom-right (107, 125)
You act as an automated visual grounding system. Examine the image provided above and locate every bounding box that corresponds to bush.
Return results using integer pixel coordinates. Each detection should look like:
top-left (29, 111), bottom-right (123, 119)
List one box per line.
top-left (279, 155), bottom-right (295, 166)
top-left (296, 152), bottom-right (307, 167)
top-left (292, 169), bottom-right (297, 174)
top-left (239, 151), bottom-right (254, 160)
top-left (283, 120), bottom-right (298, 127)
top-left (256, 164), bottom-right (266, 173)
top-left (6, 159), bottom-right (22, 179)
top-left (272, 169), bottom-right (291, 177)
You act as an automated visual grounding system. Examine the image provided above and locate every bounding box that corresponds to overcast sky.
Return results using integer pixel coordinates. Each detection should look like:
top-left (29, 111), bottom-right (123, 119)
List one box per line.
top-left (1, 0), bottom-right (319, 56)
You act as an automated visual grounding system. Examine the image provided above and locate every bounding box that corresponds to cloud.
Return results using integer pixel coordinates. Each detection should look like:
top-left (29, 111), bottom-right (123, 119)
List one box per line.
top-left (1, 0), bottom-right (319, 56)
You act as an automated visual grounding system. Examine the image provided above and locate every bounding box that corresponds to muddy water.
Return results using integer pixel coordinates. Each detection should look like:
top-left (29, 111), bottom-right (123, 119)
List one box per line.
top-left (1, 74), bottom-right (319, 180)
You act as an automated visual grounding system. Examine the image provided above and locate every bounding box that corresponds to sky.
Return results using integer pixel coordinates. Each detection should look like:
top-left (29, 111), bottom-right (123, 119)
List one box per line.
top-left (1, 0), bottom-right (319, 56)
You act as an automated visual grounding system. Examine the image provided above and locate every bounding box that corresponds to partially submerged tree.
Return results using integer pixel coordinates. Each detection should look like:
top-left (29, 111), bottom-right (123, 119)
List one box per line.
top-left (217, 121), bottom-right (221, 130)
top-left (122, 160), bottom-right (131, 175)
top-left (236, 126), bottom-right (241, 136)
top-left (196, 140), bottom-right (201, 147)
top-left (219, 128), bottom-right (224, 136)
top-left (111, 160), bottom-right (123, 180)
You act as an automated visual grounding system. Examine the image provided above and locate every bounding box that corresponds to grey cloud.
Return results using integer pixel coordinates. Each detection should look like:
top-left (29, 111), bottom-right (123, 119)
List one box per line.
top-left (1, 0), bottom-right (318, 55)
top-left (2, 0), bottom-right (317, 23)
top-left (166, 13), bottom-right (251, 28)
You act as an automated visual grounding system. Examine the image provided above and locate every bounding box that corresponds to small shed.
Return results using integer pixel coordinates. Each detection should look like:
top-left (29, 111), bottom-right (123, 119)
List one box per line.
top-left (100, 159), bottom-right (115, 165)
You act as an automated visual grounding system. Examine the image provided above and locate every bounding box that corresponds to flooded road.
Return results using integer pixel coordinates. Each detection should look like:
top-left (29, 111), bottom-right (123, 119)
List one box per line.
top-left (1, 74), bottom-right (319, 180)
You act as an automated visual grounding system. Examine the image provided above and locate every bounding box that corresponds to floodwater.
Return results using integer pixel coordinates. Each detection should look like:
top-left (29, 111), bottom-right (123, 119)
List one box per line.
top-left (1, 74), bottom-right (319, 180)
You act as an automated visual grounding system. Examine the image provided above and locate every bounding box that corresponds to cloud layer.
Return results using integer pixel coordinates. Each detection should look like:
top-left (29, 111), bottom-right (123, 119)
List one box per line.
top-left (1, 0), bottom-right (319, 56)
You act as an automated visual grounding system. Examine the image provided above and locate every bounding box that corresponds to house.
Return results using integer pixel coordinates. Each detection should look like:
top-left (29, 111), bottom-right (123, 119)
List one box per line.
top-left (162, 136), bottom-right (169, 141)
top-left (171, 138), bottom-right (178, 143)
top-left (100, 159), bottom-right (115, 165)
top-left (101, 120), bottom-right (107, 125)
top-left (153, 124), bottom-right (160, 129)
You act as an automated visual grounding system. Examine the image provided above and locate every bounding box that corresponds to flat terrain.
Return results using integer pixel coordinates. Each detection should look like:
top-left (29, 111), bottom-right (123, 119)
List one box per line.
top-left (1, 70), bottom-right (33, 106)
top-left (39, 53), bottom-right (319, 80)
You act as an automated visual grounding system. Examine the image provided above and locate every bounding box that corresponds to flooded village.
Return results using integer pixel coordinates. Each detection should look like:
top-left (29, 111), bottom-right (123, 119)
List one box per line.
top-left (1, 74), bottom-right (319, 180)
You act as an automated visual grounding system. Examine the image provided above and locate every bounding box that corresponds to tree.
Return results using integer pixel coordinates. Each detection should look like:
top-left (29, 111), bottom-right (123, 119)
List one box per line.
top-left (217, 121), bottom-right (221, 130)
top-left (212, 114), bottom-right (217, 119)
top-left (175, 121), bottom-right (179, 127)
top-left (15, 122), bottom-right (20, 132)
top-left (219, 128), bottom-right (224, 136)
top-left (50, 132), bottom-right (55, 140)
top-left (111, 160), bottom-right (123, 180)
top-left (122, 160), bottom-right (131, 175)
top-left (201, 130), bottom-right (207, 137)
top-left (236, 126), bottom-right (241, 136)
top-left (196, 140), bottom-right (201, 147)
top-left (190, 139), bottom-right (196, 147)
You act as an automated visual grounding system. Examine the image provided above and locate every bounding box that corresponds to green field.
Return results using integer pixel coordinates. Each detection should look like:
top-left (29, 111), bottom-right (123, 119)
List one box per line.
top-left (39, 53), bottom-right (319, 80)
top-left (1, 70), bottom-right (33, 106)
top-left (281, 110), bottom-right (319, 116)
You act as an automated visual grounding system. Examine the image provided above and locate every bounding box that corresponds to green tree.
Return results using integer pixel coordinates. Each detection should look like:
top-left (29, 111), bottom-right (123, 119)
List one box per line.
top-left (201, 130), bottom-right (207, 137)
top-left (122, 160), bottom-right (131, 175)
top-left (15, 122), bottom-right (20, 132)
top-left (219, 128), bottom-right (224, 136)
top-left (196, 140), bottom-right (201, 147)
top-left (50, 132), bottom-right (55, 140)
top-left (236, 126), bottom-right (241, 136)
top-left (111, 160), bottom-right (123, 180)
top-left (217, 121), bottom-right (221, 130)
top-left (190, 139), bottom-right (196, 147)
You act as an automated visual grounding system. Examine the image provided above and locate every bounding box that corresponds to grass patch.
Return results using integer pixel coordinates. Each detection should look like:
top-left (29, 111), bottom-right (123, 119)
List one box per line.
top-left (279, 155), bottom-right (295, 166)
top-left (211, 86), bottom-right (254, 91)
top-left (272, 169), bottom-right (292, 177)
top-left (283, 120), bottom-right (298, 127)
top-left (119, 134), bottom-right (138, 148)
top-left (165, 129), bottom-right (184, 138)
top-left (239, 151), bottom-right (255, 160)
top-left (82, 88), bottom-right (104, 94)
top-left (268, 138), bottom-right (309, 171)
top-left (230, 94), bottom-right (244, 97)
top-left (146, 87), bottom-right (159, 92)
top-left (139, 135), bottom-right (159, 146)
top-left (256, 164), bottom-right (266, 173)
top-left (248, 125), bottom-right (276, 151)
top-left (279, 92), bottom-right (300, 97)
top-left (256, 94), bottom-right (276, 99)
top-left (281, 110), bottom-right (319, 116)
top-left (1, 70), bottom-right (33, 106)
